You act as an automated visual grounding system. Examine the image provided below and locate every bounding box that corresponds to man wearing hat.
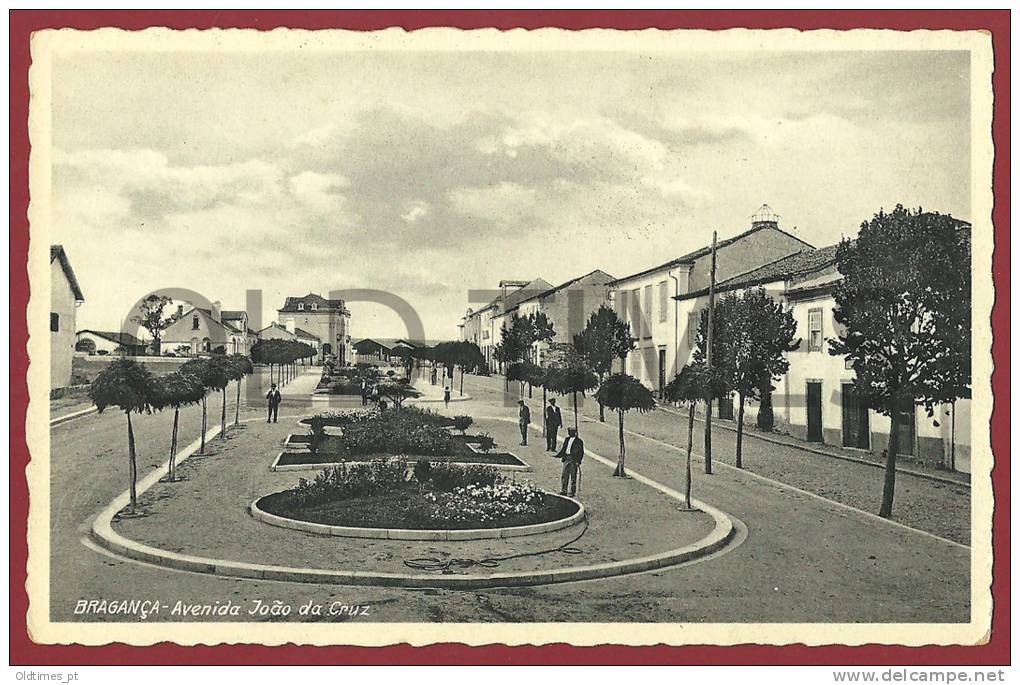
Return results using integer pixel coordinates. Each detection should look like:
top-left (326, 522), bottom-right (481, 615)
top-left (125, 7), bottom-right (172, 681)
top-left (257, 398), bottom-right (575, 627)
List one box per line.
top-left (517, 399), bottom-right (531, 446)
top-left (554, 427), bottom-right (584, 496)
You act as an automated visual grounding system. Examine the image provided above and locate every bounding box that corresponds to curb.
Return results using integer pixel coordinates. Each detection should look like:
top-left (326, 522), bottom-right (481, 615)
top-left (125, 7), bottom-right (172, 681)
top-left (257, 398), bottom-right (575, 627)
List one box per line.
top-left (658, 406), bottom-right (970, 489)
top-left (50, 405), bottom-right (98, 427)
top-left (267, 452), bottom-right (533, 473)
top-left (249, 493), bottom-right (582, 541)
top-left (88, 419), bottom-right (737, 589)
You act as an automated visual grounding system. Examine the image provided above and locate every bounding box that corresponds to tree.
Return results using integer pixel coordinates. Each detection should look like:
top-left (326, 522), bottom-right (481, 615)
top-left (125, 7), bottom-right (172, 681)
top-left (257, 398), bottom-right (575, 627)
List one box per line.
top-left (131, 295), bottom-right (178, 356)
top-left (227, 354), bottom-right (254, 426)
top-left (830, 206), bottom-right (971, 518)
top-left (729, 288), bottom-right (799, 468)
top-left (529, 311), bottom-right (556, 363)
top-left (544, 345), bottom-right (599, 432)
top-left (664, 363), bottom-right (714, 509)
top-left (692, 293), bottom-right (739, 474)
top-left (179, 357), bottom-right (229, 452)
top-left (574, 304), bottom-right (636, 422)
top-left (88, 359), bottom-right (154, 512)
top-left (148, 371), bottom-right (205, 481)
top-left (596, 373), bottom-right (656, 477)
top-left (378, 379), bottom-right (417, 409)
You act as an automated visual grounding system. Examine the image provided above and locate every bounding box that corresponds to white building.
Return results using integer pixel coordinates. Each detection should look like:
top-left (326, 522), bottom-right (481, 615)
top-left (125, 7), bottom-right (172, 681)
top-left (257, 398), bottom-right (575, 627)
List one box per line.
top-left (50, 245), bottom-right (84, 388)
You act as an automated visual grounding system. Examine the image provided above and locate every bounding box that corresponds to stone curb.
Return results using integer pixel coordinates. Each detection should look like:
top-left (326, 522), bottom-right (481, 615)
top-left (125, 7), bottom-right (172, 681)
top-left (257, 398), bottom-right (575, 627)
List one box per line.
top-left (89, 419), bottom-right (737, 589)
top-left (268, 452), bottom-right (534, 474)
top-left (50, 405), bottom-right (98, 427)
top-left (249, 492), bottom-right (583, 541)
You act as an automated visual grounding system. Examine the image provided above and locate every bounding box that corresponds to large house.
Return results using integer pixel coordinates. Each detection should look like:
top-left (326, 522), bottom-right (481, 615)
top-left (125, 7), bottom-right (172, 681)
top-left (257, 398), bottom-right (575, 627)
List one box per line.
top-left (50, 245), bottom-right (85, 388)
top-left (277, 293), bottom-right (352, 365)
top-left (675, 221), bottom-right (973, 473)
top-left (161, 301), bottom-right (251, 356)
top-left (612, 206), bottom-right (814, 396)
top-left (502, 269), bottom-right (616, 365)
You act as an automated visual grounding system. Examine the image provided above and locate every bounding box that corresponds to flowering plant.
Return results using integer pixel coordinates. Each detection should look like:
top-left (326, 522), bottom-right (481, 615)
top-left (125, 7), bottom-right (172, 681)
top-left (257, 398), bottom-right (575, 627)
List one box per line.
top-left (426, 480), bottom-right (545, 523)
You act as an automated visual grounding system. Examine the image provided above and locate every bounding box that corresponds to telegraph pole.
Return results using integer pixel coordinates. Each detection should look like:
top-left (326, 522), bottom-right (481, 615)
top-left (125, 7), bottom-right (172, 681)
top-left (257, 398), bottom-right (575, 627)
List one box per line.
top-left (704, 231), bottom-right (717, 475)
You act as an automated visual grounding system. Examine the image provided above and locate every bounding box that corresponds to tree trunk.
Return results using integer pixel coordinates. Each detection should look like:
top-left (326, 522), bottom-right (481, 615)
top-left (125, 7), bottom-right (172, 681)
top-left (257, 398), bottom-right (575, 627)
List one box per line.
top-left (599, 374), bottom-right (606, 422)
top-left (199, 395), bottom-right (207, 454)
top-left (459, 368), bottom-right (464, 395)
top-left (572, 391), bottom-right (579, 432)
top-left (169, 407), bottom-right (179, 480)
top-left (735, 391), bottom-right (746, 469)
top-left (127, 411), bottom-right (138, 512)
top-left (879, 406), bottom-right (900, 518)
top-left (221, 388), bottom-right (227, 439)
top-left (686, 402), bottom-right (695, 509)
top-left (757, 383), bottom-right (774, 432)
top-left (541, 386), bottom-right (547, 438)
top-left (704, 398), bottom-right (713, 475)
top-left (613, 408), bottom-right (626, 477)
top-left (235, 379), bottom-right (241, 426)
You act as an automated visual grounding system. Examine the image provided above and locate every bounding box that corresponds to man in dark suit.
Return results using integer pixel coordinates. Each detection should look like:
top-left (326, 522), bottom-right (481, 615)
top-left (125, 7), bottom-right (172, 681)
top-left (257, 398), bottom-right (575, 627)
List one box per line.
top-left (517, 399), bottom-right (531, 445)
top-left (555, 427), bottom-right (584, 496)
top-left (544, 398), bottom-right (562, 451)
top-left (266, 383), bottom-right (282, 423)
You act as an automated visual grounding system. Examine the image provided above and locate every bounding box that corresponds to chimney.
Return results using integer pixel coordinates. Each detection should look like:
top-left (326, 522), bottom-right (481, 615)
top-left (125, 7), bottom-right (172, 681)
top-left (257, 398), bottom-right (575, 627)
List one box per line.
top-left (211, 300), bottom-right (222, 323)
top-left (176, 304), bottom-right (184, 320)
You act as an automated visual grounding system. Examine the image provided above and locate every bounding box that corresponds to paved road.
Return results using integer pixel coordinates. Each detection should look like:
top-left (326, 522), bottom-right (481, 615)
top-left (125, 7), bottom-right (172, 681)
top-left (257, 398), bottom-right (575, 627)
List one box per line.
top-left (43, 368), bottom-right (969, 625)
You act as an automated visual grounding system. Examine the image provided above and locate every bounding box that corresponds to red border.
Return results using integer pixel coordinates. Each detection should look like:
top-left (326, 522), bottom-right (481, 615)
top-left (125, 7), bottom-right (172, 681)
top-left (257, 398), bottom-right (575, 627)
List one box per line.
top-left (10, 10), bottom-right (1009, 666)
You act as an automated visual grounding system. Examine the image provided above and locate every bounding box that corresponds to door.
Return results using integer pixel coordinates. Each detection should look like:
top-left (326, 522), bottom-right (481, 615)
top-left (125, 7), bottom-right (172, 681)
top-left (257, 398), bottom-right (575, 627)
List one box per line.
top-left (657, 349), bottom-right (666, 397)
top-left (841, 382), bottom-right (870, 449)
top-left (718, 396), bottom-right (734, 420)
top-left (806, 381), bottom-right (823, 442)
top-left (892, 402), bottom-right (916, 456)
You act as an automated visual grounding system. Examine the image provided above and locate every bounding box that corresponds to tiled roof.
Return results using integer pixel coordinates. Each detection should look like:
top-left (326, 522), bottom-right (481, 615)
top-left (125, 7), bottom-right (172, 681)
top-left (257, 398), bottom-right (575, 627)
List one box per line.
top-left (611, 224), bottom-right (815, 285)
top-left (278, 293), bottom-right (348, 313)
top-left (77, 329), bottom-right (145, 346)
top-left (676, 244), bottom-right (839, 301)
top-left (220, 310), bottom-right (246, 321)
top-left (507, 269), bottom-right (615, 310)
top-left (51, 245), bottom-right (85, 301)
top-left (293, 327), bottom-right (320, 341)
top-left (499, 278), bottom-right (554, 312)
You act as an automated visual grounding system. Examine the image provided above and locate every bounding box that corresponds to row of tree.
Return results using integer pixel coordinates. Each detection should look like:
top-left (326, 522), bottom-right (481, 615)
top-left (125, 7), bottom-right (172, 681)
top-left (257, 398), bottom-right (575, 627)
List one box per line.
top-left (89, 354), bottom-right (255, 513)
top-left (250, 339), bottom-right (317, 385)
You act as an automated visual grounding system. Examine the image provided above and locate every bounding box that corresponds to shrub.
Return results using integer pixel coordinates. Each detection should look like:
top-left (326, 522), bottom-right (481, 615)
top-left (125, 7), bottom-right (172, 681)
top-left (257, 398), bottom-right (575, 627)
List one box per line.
top-left (476, 432), bottom-right (495, 453)
top-left (452, 415), bottom-right (474, 434)
top-left (291, 458), bottom-right (409, 506)
top-left (428, 463), bottom-right (502, 491)
top-left (425, 480), bottom-right (545, 524)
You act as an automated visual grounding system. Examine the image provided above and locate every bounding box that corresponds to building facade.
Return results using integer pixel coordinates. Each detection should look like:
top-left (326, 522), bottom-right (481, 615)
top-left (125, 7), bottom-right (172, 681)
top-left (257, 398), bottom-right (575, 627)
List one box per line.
top-left (75, 330), bottom-right (147, 356)
top-left (50, 245), bottom-right (85, 388)
top-left (162, 301), bottom-right (249, 356)
top-left (612, 214), bottom-right (814, 397)
top-left (278, 293), bottom-right (352, 365)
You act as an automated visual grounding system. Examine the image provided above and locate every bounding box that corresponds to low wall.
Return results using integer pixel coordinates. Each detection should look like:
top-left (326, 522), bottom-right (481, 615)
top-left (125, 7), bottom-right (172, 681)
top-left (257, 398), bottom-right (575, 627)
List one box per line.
top-left (71, 355), bottom-right (191, 383)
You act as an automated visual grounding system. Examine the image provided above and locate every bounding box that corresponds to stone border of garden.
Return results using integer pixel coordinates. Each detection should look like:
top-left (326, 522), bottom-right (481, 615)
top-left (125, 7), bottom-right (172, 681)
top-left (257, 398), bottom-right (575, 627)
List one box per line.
top-left (249, 491), bottom-right (582, 541)
top-left (89, 416), bottom-right (739, 589)
top-left (268, 450), bottom-right (533, 473)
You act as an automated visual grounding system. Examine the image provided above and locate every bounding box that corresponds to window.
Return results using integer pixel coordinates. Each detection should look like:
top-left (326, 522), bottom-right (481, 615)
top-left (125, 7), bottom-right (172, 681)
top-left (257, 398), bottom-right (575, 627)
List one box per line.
top-left (617, 289), bottom-right (629, 321)
top-left (643, 285), bottom-right (653, 338)
top-left (192, 315), bottom-right (199, 330)
top-left (311, 303), bottom-right (318, 311)
top-left (297, 303), bottom-right (304, 311)
top-left (658, 281), bottom-right (669, 323)
top-left (808, 308), bottom-right (824, 352)
top-left (630, 289), bottom-right (641, 336)
top-left (688, 311), bottom-right (701, 351)
top-left (50, 312), bottom-right (59, 332)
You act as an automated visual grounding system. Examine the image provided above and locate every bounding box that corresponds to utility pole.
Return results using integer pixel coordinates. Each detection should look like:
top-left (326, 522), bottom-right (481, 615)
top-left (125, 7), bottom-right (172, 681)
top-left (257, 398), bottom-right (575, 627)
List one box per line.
top-left (704, 231), bottom-right (717, 475)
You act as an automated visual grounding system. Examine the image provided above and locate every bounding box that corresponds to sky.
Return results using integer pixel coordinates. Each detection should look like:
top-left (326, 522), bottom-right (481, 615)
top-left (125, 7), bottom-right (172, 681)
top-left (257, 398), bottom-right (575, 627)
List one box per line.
top-left (48, 46), bottom-right (971, 340)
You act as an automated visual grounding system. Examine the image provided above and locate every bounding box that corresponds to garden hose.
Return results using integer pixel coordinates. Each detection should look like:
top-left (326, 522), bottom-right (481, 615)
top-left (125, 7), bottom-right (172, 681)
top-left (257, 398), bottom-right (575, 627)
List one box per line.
top-left (402, 511), bottom-right (589, 574)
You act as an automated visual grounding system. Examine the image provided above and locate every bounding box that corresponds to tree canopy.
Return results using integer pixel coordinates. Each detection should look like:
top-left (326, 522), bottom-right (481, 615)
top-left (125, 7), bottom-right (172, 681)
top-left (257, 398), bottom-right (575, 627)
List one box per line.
top-left (595, 373), bottom-right (656, 413)
top-left (89, 358), bottom-right (154, 415)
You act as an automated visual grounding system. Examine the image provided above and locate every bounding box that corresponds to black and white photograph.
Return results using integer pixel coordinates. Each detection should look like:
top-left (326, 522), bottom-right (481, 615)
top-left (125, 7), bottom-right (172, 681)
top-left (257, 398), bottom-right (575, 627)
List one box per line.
top-left (25, 25), bottom-right (994, 649)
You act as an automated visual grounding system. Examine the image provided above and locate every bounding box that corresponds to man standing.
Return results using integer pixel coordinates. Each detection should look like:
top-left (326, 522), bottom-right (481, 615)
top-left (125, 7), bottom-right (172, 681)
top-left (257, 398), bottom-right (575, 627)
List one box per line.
top-left (266, 383), bottom-right (282, 423)
top-left (544, 398), bottom-right (562, 452)
top-left (444, 386), bottom-right (451, 408)
top-left (555, 427), bottom-right (584, 497)
top-left (360, 379), bottom-right (369, 407)
top-left (517, 399), bottom-right (531, 446)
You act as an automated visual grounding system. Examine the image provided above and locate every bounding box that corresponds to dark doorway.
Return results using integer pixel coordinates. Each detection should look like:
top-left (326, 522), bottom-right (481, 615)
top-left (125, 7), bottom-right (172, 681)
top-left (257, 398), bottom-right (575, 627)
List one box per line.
top-left (718, 396), bottom-right (734, 420)
top-left (657, 348), bottom-right (666, 397)
top-left (841, 382), bottom-right (870, 449)
top-left (892, 402), bottom-right (916, 456)
top-left (806, 381), bottom-right (823, 442)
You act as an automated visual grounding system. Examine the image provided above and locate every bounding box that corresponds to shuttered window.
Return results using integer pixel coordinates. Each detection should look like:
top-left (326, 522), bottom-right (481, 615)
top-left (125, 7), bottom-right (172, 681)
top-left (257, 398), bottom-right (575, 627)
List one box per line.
top-left (658, 281), bottom-right (669, 322)
top-left (808, 308), bottom-right (824, 352)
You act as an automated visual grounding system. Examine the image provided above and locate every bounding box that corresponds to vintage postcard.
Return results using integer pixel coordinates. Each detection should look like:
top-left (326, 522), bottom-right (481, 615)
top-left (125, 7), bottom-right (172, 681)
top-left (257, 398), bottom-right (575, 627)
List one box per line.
top-left (23, 24), bottom-right (996, 651)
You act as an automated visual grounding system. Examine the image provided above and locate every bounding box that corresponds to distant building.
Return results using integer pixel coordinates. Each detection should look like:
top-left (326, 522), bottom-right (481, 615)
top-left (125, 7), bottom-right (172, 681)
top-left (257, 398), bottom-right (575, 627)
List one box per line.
top-left (277, 293), bottom-right (352, 364)
top-left (461, 278), bottom-right (553, 372)
top-left (50, 245), bottom-right (84, 387)
top-left (161, 301), bottom-right (250, 356)
top-left (75, 330), bottom-right (147, 356)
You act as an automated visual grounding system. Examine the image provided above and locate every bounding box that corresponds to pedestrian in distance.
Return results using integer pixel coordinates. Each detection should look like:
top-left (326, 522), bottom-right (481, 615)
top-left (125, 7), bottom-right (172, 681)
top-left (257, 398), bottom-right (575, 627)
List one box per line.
top-left (360, 379), bottom-right (369, 407)
top-left (554, 427), bottom-right (584, 497)
top-left (266, 383), bottom-right (282, 423)
top-left (545, 397), bottom-right (562, 452)
top-left (518, 399), bottom-right (531, 446)
top-left (444, 386), bottom-right (451, 408)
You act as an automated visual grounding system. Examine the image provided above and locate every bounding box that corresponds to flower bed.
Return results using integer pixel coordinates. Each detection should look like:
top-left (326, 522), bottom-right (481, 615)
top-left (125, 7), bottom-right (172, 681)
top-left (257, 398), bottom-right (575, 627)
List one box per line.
top-left (257, 460), bottom-right (576, 530)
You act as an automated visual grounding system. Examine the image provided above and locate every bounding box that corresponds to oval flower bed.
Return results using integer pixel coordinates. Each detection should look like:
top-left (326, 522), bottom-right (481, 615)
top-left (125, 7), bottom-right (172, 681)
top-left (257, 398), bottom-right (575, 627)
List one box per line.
top-left (256, 459), bottom-right (578, 531)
